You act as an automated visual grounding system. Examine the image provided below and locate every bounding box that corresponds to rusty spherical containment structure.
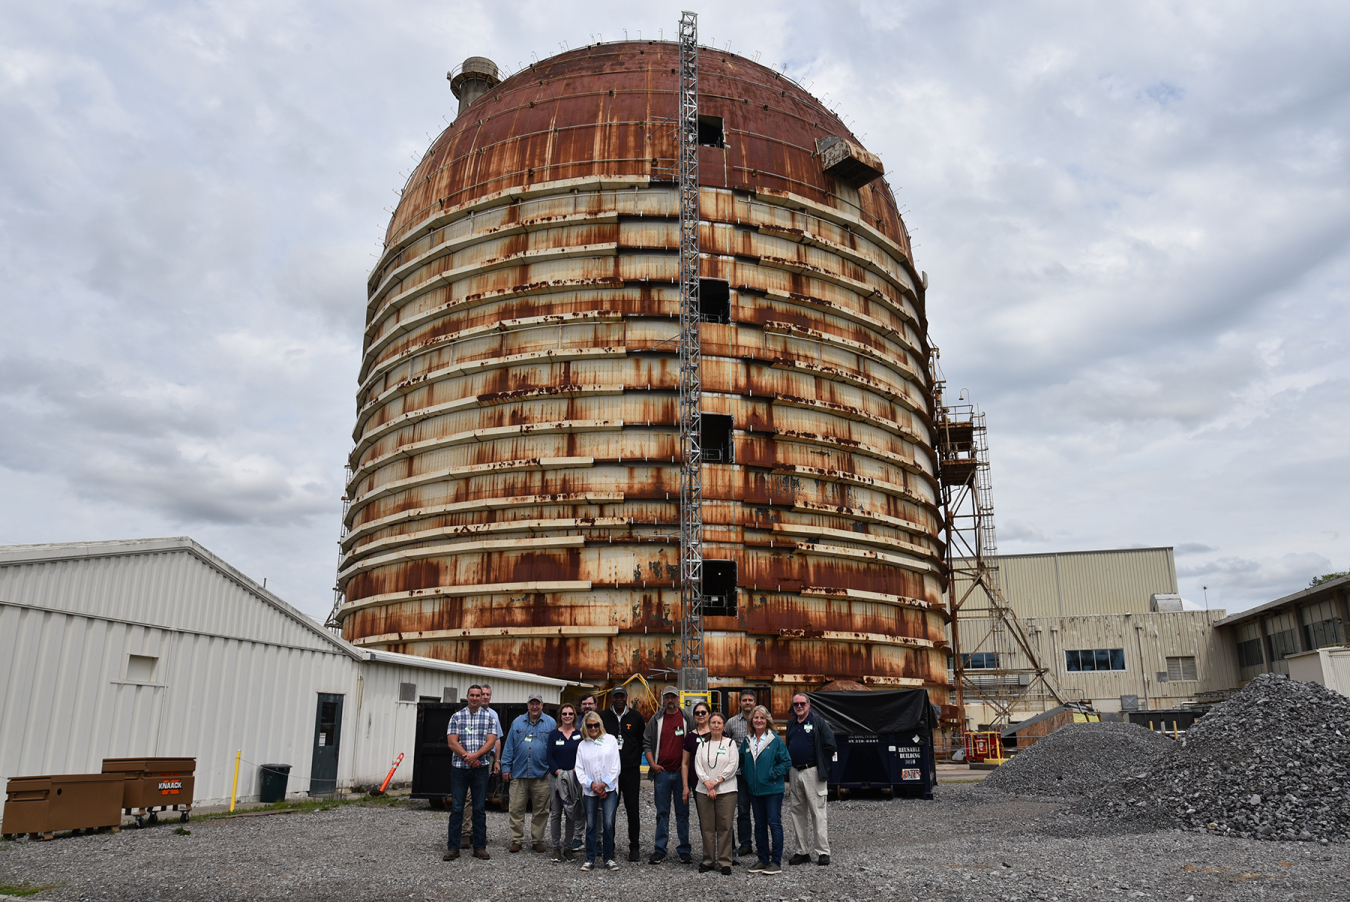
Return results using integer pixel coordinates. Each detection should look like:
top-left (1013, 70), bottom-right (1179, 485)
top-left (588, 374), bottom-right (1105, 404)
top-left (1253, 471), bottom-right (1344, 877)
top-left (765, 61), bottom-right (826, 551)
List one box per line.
top-left (336, 41), bottom-right (952, 715)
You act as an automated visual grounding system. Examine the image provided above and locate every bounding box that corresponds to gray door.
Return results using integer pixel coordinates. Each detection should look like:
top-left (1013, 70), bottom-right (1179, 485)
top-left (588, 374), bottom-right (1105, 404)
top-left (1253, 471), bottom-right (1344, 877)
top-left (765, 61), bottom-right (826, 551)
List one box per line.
top-left (310, 693), bottom-right (343, 795)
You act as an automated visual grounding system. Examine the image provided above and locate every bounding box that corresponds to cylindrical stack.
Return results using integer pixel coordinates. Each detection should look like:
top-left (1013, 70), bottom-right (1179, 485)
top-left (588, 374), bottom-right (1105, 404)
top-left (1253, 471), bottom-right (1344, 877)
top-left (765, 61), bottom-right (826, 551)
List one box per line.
top-left (338, 42), bottom-right (952, 716)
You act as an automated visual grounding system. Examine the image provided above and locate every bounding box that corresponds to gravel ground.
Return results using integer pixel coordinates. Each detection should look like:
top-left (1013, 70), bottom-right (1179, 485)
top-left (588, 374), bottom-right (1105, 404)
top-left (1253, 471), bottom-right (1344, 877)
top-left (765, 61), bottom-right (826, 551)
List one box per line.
top-left (1071, 674), bottom-right (1350, 843)
top-left (3, 781), bottom-right (1348, 901)
top-left (980, 722), bottom-right (1175, 798)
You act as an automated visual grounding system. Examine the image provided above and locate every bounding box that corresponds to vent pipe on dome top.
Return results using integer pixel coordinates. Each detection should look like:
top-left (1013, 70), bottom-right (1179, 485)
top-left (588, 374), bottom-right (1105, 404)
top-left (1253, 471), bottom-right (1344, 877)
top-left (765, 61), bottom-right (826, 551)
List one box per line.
top-left (448, 56), bottom-right (501, 118)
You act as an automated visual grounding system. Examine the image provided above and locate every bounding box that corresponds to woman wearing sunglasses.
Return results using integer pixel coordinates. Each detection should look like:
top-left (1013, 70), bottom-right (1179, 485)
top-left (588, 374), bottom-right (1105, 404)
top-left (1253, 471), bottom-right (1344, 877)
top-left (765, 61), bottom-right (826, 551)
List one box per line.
top-left (693, 711), bottom-right (740, 874)
top-left (680, 702), bottom-right (715, 864)
top-left (546, 704), bottom-right (584, 861)
top-left (573, 711), bottom-right (621, 871)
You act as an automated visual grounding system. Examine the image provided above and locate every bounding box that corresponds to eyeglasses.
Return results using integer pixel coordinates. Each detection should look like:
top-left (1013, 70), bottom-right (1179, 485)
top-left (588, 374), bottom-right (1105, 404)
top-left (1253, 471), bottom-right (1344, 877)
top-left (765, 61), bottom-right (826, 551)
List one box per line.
top-left (792, 702), bottom-right (807, 708)
top-left (561, 712), bottom-right (575, 717)
top-left (695, 710), bottom-right (709, 717)
top-left (587, 725), bottom-right (601, 731)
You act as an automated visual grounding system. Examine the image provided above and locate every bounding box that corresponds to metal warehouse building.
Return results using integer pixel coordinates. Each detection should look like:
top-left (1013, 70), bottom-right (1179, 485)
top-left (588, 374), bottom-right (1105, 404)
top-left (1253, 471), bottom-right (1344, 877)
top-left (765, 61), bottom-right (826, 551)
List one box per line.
top-left (0, 537), bottom-right (565, 806)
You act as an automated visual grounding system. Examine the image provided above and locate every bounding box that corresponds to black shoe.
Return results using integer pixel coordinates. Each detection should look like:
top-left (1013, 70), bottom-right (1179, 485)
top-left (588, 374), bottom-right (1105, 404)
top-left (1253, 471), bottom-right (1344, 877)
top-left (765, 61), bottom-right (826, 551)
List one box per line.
top-left (721, 866), bottom-right (732, 876)
top-left (698, 863), bottom-right (714, 873)
top-left (817, 854), bottom-right (831, 866)
top-left (789, 853), bottom-right (812, 865)
top-left (737, 842), bottom-right (754, 857)
top-left (628, 847), bottom-right (640, 862)
top-left (678, 854), bottom-right (693, 864)
top-left (648, 852), bottom-right (667, 865)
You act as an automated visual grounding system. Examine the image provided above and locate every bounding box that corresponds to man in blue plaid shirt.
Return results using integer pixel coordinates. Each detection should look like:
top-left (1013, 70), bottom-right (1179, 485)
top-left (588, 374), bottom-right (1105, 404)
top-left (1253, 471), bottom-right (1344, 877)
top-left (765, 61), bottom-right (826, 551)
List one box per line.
top-left (444, 684), bottom-right (498, 860)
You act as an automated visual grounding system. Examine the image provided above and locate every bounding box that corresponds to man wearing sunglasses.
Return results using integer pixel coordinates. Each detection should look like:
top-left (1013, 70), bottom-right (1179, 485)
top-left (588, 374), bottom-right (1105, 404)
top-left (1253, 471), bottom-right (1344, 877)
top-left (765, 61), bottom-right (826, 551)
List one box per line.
top-left (600, 685), bottom-right (646, 862)
top-left (784, 693), bottom-right (836, 866)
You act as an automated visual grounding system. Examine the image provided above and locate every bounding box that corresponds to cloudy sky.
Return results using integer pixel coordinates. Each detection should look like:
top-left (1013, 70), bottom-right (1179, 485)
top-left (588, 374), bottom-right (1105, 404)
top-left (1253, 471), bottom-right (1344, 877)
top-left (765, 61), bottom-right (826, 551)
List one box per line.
top-left (2, 0), bottom-right (1346, 622)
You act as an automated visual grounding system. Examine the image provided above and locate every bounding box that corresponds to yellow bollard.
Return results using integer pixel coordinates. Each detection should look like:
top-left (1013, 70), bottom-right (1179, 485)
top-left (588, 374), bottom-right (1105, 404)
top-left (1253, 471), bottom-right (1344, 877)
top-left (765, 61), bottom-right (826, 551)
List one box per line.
top-left (229, 750), bottom-right (241, 813)
top-left (1149, 721), bottom-right (1154, 732)
top-left (1173, 721), bottom-right (1179, 740)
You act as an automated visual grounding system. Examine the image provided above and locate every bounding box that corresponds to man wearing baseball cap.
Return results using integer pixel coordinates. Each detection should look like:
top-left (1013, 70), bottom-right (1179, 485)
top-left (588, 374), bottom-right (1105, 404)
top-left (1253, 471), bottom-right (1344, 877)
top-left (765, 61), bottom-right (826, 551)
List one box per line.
top-left (600, 685), bottom-right (646, 861)
top-left (500, 692), bottom-right (556, 853)
top-left (641, 686), bottom-right (694, 864)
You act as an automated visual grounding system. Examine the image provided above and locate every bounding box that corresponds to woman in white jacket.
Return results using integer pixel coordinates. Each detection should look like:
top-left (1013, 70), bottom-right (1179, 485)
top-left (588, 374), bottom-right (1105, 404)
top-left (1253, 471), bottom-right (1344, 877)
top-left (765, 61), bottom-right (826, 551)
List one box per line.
top-left (693, 712), bottom-right (739, 874)
top-left (574, 711), bottom-right (622, 871)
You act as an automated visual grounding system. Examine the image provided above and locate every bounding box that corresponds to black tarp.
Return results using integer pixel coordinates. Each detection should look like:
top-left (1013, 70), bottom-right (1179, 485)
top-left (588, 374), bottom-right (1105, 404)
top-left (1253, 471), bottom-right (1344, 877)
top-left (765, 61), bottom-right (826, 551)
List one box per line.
top-left (806, 689), bottom-right (938, 735)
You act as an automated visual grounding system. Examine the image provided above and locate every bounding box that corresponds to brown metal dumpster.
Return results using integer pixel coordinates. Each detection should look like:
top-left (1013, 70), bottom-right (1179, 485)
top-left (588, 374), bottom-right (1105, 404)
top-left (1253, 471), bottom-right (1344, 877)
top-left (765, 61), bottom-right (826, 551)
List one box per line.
top-left (101, 757), bottom-right (196, 826)
top-left (2, 774), bottom-right (124, 840)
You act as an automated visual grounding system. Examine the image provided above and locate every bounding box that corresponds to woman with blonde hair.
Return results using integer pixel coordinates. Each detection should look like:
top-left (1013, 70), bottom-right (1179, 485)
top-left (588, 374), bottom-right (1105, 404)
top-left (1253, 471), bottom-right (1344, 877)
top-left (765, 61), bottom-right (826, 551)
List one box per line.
top-left (573, 711), bottom-right (621, 871)
top-left (738, 704), bottom-right (791, 874)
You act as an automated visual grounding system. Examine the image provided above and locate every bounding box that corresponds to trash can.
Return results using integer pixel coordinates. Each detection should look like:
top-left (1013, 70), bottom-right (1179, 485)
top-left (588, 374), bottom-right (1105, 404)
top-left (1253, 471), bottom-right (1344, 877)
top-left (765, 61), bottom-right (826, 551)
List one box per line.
top-left (102, 757), bottom-right (197, 826)
top-left (259, 764), bottom-right (291, 803)
top-left (2, 774), bottom-right (124, 840)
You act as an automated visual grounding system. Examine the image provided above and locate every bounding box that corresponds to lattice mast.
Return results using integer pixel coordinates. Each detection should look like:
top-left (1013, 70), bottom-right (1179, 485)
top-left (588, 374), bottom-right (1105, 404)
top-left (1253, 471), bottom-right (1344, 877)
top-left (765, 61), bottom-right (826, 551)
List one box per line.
top-left (930, 350), bottom-right (1066, 727)
top-left (676, 11), bottom-right (707, 693)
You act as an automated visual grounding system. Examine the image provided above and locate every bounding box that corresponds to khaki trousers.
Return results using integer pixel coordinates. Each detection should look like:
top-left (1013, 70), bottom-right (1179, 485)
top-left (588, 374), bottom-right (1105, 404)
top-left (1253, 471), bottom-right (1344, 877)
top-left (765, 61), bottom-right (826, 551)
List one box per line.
top-left (508, 776), bottom-right (550, 843)
top-left (787, 767), bottom-right (830, 857)
top-left (694, 791), bottom-right (737, 868)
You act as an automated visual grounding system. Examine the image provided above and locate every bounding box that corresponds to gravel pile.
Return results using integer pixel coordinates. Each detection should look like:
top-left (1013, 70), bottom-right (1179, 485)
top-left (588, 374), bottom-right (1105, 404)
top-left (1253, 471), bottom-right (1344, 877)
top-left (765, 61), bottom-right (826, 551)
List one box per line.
top-left (979, 721), bottom-right (1174, 797)
top-left (1075, 673), bottom-right (1350, 843)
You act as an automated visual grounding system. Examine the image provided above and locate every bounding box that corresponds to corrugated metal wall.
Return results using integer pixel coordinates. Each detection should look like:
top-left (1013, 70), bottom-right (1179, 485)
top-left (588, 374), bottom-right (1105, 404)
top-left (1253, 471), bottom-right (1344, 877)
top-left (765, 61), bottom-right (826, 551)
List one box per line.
top-left (0, 541), bottom-right (562, 805)
top-left (955, 547), bottom-right (1179, 618)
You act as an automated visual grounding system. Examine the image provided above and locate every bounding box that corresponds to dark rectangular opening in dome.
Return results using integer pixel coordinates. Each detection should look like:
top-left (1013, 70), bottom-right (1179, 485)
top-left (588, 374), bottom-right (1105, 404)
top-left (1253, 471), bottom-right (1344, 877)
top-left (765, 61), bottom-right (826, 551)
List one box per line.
top-left (701, 413), bottom-right (734, 464)
top-left (704, 560), bottom-right (737, 617)
top-left (697, 115), bottom-right (725, 148)
top-left (699, 278), bottom-right (730, 323)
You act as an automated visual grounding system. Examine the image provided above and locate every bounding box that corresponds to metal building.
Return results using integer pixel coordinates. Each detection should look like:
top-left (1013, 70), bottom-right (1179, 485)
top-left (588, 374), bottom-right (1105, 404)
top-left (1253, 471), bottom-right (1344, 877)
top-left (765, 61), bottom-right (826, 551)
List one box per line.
top-left (0, 538), bottom-right (564, 805)
top-left (335, 40), bottom-right (950, 716)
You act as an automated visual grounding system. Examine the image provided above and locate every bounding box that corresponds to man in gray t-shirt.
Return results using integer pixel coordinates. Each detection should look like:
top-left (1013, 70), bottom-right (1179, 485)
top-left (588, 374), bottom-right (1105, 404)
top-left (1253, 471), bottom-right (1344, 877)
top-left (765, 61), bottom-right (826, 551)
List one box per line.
top-left (722, 688), bottom-right (758, 857)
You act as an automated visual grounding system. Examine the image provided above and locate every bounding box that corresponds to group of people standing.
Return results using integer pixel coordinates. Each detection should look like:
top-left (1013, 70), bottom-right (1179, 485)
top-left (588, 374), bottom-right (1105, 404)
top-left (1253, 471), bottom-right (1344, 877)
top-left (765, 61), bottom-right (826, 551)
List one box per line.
top-left (443, 684), bottom-right (837, 875)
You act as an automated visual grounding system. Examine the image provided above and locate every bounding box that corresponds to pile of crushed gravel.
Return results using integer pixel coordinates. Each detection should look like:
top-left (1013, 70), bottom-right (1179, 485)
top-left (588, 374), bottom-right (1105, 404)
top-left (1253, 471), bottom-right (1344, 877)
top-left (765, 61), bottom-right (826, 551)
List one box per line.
top-left (1075, 673), bottom-right (1350, 843)
top-left (979, 721), bottom-right (1174, 797)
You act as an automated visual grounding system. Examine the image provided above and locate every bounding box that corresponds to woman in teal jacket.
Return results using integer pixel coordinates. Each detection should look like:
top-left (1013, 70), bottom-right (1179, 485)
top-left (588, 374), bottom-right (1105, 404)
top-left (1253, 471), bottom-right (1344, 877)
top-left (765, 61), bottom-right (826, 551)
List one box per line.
top-left (739, 705), bottom-right (792, 874)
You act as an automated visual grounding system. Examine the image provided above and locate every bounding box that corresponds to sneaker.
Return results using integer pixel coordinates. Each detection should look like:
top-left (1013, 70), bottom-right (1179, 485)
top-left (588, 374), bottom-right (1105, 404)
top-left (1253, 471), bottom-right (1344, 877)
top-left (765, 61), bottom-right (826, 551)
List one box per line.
top-left (442, 849), bottom-right (460, 861)
top-left (737, 842), bottom-right (754, 857)
top-left (763, 862), bottom-right (782, 875)
top-left (563, 849), bottom-right (578, 862)
top-left (731, 854), bottom-right (741, 866)
top-left (606, 859), bottom-right (619, 871)
top-left (678, 854), bottom-right (693, 865)
top-left (648, 852), bottom-right (667, 865)
top-left (628, 846), bottom-right (640, 862)
top-left (550, 848), bottom-right (562, 862)
top-left (698, 863), bottom-right (714, 873)
top-left (748, 860), bottom-right (767, 874)
top-left (788, 853), bottom-right (811, 866)
top-left (721, 866), bottom-right (732, 875)
top-left (580, 859), bottom-right (594, 871)
top-left (817, 854), bottom-right (831, 866)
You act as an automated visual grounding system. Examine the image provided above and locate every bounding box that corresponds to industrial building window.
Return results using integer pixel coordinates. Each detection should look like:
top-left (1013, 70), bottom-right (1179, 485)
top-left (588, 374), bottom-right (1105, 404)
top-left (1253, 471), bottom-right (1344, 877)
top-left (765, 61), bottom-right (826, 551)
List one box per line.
top-left (697, 114), bottom-right (725, 148)
top-left (399, 682), bottom-right (417, 702)
top-left (1235, 621), bottom-right (1264, 676)
top-left (701, 414), bottom-right (734, 463)
top-left (699, 278), bottom-right (731, 323)
top-left (1301, 599), bottom-right (1345, 649)
top-left (962, 653), bottom-right (998, 669)
top-left (1264, 612), bottom-right (1298, 672)
top-left (126, 654), bottom-right (158, 683)
top-left (703, 560), bottom-right (737, 616)
top-left (1166, 656), bottom-right (1198, 682)
top-left (443, 686), bottom-right (459, 703)
top-left (1064, 648), bottom-right (1125, 672)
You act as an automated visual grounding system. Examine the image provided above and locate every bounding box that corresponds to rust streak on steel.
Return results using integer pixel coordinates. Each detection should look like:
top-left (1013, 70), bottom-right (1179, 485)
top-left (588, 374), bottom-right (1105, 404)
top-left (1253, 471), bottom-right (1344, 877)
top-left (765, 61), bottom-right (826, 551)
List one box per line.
top-left (338, 41), bottom-right (951, 717)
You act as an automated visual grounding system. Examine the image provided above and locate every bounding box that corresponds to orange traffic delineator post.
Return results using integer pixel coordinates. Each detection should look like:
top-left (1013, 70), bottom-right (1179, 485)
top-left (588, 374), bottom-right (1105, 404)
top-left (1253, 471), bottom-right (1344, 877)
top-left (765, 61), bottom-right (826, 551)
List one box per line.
top-left (372, 754), bottom-right (404, 796)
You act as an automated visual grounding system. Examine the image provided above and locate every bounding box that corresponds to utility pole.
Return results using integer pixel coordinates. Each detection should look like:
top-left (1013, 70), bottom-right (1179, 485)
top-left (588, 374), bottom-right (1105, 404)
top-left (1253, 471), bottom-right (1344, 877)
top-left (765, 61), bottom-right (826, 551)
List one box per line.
top-left (676, 9), bottom-right (707, 698)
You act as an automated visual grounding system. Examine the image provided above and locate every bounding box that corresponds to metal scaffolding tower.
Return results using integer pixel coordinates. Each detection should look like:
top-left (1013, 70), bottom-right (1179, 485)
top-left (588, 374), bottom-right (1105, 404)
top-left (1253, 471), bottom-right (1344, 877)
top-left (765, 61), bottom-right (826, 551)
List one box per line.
top-left (676, 10), bottom-right (707, 694)
top-left (930, 350), bottom-right (1065, 727)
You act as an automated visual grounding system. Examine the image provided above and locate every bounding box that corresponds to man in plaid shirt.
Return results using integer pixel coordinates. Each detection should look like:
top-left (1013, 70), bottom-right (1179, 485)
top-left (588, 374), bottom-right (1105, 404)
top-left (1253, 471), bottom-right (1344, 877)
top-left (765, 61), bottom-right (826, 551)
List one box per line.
top-left (444, 684), bottom-right (498, 860)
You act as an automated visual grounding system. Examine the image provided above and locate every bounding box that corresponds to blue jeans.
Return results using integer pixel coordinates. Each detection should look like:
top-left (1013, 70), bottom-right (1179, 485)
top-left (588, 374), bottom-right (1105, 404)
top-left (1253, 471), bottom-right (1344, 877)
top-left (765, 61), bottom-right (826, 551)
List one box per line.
top-left (750, 792), bottom-right (784, 865)
top-left (448, 766), bottom-right (489, 851)
top-left (651, 769), bottom-right (690, 858)
top-left (734, 773), bottom-right (752, 848)
top-left (583, 791), bottom-right (619, 862)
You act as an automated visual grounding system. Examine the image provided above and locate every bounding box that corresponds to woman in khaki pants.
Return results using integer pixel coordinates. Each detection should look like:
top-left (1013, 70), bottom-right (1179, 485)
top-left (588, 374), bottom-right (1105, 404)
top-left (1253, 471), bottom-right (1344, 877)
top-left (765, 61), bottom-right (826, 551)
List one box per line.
top-left (693, 712), bottom-right (740, 874)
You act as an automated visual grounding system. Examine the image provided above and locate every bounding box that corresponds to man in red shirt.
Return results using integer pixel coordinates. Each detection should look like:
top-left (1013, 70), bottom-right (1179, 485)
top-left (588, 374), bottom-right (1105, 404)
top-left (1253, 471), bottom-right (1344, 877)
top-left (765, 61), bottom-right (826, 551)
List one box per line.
top-left (641, 686), bottom-right (694, 864)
